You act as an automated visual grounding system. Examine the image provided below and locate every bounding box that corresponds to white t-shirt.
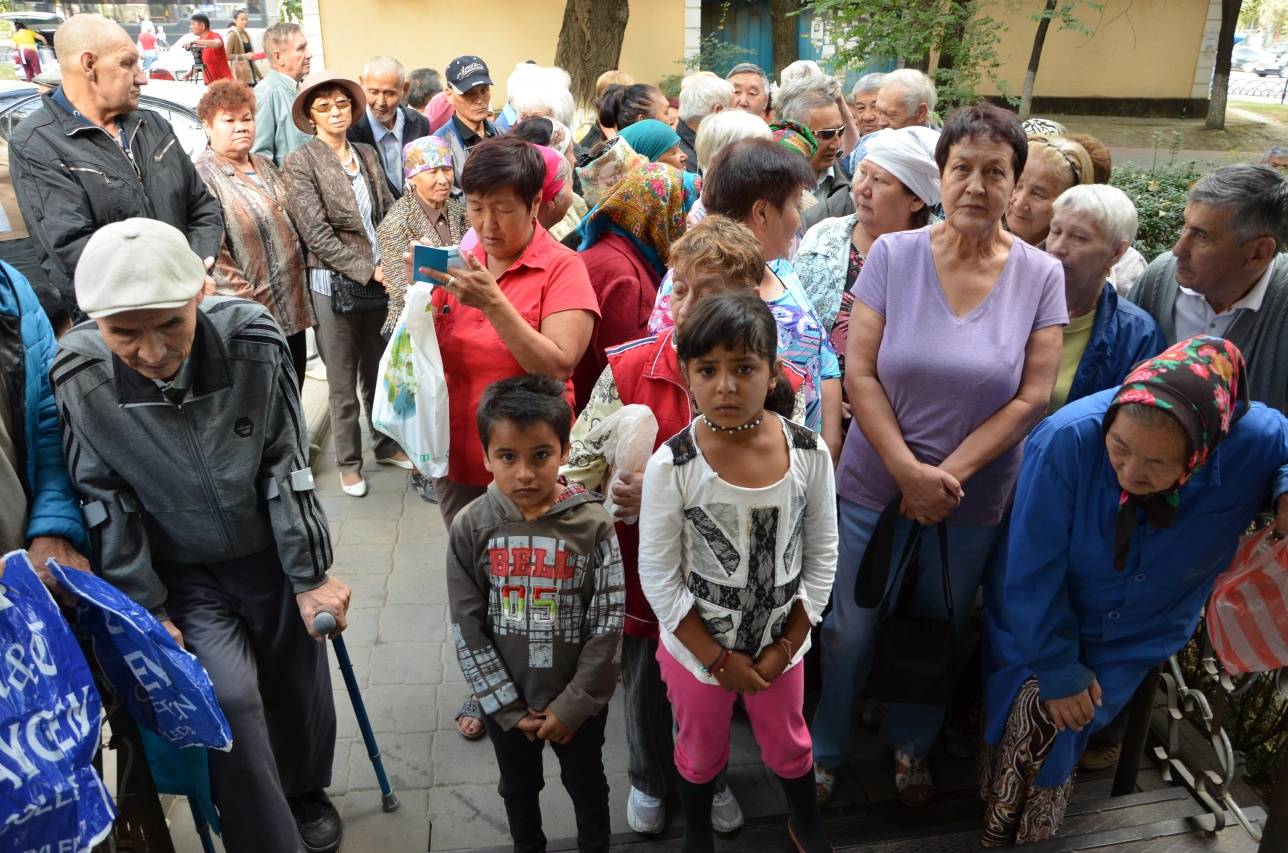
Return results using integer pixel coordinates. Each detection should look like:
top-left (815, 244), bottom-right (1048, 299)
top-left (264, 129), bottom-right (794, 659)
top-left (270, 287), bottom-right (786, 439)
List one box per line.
top-left (637, 414), bottom-right (838, 684)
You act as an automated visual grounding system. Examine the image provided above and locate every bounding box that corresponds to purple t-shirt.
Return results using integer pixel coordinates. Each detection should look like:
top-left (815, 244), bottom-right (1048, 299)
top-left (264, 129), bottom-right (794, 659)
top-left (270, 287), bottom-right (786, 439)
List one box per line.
top-left (836, 227), bottom-right (1067, 526)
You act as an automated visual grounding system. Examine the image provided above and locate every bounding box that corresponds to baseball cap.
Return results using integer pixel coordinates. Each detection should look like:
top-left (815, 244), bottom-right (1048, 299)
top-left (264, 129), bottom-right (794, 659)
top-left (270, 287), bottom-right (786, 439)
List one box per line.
top-left (75, 219), bottom-right (205, 319)
top-left (446, 55), bottom-right (492, 94)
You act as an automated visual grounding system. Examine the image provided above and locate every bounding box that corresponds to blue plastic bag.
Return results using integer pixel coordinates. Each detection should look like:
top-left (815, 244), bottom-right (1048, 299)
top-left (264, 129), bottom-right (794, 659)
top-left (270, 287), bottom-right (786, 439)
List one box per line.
top-left (50, 561), bottom-right (232, 751)
top-left (0, 550), bottom-right (116, 852)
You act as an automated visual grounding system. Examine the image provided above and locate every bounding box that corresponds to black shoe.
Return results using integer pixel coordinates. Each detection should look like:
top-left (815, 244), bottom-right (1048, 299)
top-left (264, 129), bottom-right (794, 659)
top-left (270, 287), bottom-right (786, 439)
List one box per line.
top-left (411, 471), bottom-right (438, 503)
top-left (289, 789), bottom-right (343, 853)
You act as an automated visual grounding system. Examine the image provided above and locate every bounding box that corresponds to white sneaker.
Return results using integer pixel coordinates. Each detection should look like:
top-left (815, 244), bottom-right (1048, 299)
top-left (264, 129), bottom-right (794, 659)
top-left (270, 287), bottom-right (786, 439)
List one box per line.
top-left (626, 786), bottom-right (665, 835)
top-left (711, 784), bottom-right (744, 833)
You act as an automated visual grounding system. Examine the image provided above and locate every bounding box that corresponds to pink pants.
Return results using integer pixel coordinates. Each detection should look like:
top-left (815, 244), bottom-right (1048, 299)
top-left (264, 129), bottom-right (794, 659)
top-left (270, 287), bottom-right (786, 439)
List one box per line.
top-left (657, 643), bottom-right (814, 784)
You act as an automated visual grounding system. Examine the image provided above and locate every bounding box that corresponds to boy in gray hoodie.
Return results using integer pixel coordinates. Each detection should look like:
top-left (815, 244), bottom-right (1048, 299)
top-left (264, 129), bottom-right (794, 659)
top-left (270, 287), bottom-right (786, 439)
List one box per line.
top-left (447, 374), bottom-right (624, 853)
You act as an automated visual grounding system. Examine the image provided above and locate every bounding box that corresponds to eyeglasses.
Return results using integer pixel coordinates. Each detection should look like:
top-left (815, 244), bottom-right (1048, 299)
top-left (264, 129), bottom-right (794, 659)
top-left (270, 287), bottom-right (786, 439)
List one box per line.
top-left (813, 126), bottom-right (845, 141)
top-left (311, 99), bottom-right (352, 114)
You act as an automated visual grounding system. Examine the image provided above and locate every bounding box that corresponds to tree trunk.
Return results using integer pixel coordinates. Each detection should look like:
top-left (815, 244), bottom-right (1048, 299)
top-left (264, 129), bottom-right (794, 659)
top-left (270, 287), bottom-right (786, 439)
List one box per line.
top-left (554, 0), bottom-right (630, 107)
top-left (1207, 0), bottom-right (1243, 129)
top-left (770, 0), bottom-right (800, 81)
top-left (1019, 0), bottom-right (1060, 120)
top-left (935, 0), bottom-right (973, 78)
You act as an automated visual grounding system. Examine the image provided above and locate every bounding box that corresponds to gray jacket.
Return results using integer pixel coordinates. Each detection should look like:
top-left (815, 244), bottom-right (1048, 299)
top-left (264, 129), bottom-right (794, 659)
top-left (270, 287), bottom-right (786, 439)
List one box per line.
top-left (9, 91), bottom-right (224, 314)
top-left (51, 296), bottom-right (332, 614)
top-left (802, 164), bottom-right (855, 230)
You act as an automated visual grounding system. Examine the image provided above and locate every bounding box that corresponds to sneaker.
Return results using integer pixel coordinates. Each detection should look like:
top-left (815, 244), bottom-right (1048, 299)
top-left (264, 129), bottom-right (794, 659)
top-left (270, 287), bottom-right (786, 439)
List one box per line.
top-left (711, 783), bottom-right (744, 833)
top-left (411, 471), bottom-right (438, 503)
top-left (289, 789), bottom-right (343, 853)
top-left (1079, 742), bottom-right (1122, 771)
top-left (626, 786), bottom-right (665, 835)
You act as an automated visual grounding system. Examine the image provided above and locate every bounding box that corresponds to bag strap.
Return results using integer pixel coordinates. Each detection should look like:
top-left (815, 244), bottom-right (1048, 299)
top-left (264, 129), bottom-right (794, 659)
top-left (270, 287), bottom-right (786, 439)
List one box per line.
top-left (880, 518), bottom-right (926, 617)
top-left (937, 522), bottom-right (954, 629)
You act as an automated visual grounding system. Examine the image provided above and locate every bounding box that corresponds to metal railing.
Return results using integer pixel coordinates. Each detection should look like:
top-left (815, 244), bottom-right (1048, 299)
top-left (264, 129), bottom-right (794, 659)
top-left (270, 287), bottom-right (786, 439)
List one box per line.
top-left (1115, 632), bottom-right (1288, 848)
top-left (1228, 76), bottom-right (1288, 102)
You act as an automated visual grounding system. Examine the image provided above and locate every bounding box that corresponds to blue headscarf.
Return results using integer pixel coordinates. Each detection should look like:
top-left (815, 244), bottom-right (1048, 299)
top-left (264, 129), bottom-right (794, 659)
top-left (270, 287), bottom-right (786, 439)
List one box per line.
top-left (616, 119), bottom-right (682, 162)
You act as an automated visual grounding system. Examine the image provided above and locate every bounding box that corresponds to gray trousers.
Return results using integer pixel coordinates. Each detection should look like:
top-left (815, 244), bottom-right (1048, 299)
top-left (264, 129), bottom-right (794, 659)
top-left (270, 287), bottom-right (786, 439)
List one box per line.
top-left (162, 550), bottom-right (336, 853)
top-left (311, 291), bottom-right (399, 474)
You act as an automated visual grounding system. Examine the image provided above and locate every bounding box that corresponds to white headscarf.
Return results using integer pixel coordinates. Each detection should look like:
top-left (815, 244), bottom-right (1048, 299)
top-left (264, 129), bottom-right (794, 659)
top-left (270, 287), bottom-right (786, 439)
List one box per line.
top-left (861, 126), bottom-right (942, 207)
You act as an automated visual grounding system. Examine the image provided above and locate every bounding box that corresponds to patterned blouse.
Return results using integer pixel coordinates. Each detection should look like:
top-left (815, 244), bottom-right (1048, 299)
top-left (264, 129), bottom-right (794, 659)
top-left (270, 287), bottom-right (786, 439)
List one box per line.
top-left (194, 149), bottom-right (313, 336)
top-left (375, 191), bottom-right (468, 336)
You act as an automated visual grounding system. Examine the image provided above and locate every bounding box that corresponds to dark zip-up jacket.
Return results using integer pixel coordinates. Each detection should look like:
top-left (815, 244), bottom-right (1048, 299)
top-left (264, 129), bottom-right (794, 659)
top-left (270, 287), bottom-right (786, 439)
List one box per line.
top-left (9, 90), bottom-right (224, 313)
top-left (50, 296), bottom-right (331, 614)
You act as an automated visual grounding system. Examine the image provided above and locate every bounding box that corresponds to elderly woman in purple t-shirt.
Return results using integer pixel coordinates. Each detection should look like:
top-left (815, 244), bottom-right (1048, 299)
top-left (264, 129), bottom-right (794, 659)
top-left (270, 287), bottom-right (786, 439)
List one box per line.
top-left (811, 104), bottom-right (1066, 806)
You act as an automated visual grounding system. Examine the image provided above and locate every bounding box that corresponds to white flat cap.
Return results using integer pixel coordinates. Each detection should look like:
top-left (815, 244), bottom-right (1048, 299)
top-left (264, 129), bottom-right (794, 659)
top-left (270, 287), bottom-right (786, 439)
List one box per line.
top-left (75, 219), bottom-right (205, 319)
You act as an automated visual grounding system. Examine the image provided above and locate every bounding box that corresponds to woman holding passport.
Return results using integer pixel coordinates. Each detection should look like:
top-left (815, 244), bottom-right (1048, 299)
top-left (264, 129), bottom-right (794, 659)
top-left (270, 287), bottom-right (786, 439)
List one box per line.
top-left (418, 135), bottom-right (599, 741)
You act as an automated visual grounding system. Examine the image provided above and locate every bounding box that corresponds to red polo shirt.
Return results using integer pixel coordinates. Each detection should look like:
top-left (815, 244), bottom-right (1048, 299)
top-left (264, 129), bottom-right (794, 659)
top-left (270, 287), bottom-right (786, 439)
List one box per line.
top-left (201, 37), bottom-right (232, 82)
top-left (432, 225), bottom-right (599, 485)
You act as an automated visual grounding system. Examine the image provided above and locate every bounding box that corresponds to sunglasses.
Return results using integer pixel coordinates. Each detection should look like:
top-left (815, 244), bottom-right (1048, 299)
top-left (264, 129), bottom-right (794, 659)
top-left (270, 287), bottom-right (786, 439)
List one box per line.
top-left (311, 99), bottom-right (352, 114)
top-left (813, 126), bottom-right (845, 141)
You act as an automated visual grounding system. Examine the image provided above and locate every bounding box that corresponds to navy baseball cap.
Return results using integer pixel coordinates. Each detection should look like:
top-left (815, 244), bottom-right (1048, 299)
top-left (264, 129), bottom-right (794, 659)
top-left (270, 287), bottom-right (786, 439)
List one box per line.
top-left (446, 55), bottom-right (493, 94)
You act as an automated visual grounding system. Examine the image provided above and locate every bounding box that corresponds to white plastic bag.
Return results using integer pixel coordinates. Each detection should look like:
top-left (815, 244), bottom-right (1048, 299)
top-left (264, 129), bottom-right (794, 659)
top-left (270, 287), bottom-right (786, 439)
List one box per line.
top-left (583, 404), bottom-right (658, 524)
top-left (373, 283), bottom-right (450, 477)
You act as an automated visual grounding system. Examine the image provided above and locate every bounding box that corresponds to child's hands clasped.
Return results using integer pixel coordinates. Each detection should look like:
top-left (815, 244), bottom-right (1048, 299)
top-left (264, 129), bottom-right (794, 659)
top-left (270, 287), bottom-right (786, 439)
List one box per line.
top-left (515, 708), bottom-right (576, 744)
top-left (714, 651), bottom-right (771, 695)
top-left (752, 643), bottom-right (791, 684)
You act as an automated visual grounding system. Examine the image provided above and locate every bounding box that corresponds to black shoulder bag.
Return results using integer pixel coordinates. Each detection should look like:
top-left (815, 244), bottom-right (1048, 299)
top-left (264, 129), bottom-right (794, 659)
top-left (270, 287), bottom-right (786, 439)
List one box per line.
top-left (329, 272), bottom-right (388, 315)
top-left (866, 508), bottom-right (956, 707)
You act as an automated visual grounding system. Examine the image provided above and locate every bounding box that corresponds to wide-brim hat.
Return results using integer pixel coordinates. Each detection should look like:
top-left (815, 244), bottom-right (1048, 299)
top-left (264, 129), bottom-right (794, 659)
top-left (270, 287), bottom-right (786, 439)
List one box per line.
top-left (291, 70), bottom-right (366, 135)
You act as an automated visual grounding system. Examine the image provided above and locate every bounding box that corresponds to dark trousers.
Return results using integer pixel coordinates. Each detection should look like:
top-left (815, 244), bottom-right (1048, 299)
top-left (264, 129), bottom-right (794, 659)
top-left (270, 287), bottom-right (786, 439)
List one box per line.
top-left (162, 550), bottom-right (336, 853)
top-left (483, 707), bottom-right (612, 853)
top-left (622, 635), bottom-right (677, 798)
top-left (286, 329), bottom-right (308, 393)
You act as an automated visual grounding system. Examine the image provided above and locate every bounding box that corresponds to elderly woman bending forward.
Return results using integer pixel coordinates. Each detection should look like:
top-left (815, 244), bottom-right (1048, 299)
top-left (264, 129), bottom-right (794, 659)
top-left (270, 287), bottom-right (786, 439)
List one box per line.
top-left (810, 104), bottom-right (1067, 806)
top-left (980, 337), bottom-right (1288, 845)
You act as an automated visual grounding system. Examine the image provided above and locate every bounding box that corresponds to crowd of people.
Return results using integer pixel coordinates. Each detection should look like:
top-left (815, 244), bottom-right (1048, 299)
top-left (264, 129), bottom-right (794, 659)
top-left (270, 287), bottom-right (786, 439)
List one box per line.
top-left (4, 11), bottom-right (1288, 853)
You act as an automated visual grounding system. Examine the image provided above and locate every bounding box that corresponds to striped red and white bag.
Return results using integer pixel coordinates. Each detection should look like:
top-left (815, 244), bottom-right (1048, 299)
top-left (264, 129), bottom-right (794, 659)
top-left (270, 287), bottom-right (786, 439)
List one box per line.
top-left (1207, 526), bottom-right (1288, 674)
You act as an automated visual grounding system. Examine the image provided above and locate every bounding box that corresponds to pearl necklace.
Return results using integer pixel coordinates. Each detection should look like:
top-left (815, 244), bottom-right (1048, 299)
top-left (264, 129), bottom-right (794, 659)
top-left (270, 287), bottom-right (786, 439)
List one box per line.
top-left (700, 413), bottom-right (763, 434)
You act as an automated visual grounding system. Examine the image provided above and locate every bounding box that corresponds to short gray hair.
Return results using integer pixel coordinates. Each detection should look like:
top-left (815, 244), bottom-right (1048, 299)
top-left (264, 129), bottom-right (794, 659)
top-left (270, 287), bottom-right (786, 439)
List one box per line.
top-left (362, 55), bottom-right (405, 83)
top-left (881, 68), bottom-right (937, 118)
top-left (1052, 184), bottom-right (1139, 247)
top-left (850, 72), bottom-right (884, 101)
top-left (679, 73), bottom-right (734, 123)
top-left (1190, 164), bottom-right (1288, 251)
top-left (262, 21), bottom-right (302, 56)
top-left (726, 62), bottom-right (769, 87)
top-left (507, 63), bottom-right (576, 129)
top-left (774, 74), bottom-right (842, 127)
top-left (695, 109), bottom-right (772, 173)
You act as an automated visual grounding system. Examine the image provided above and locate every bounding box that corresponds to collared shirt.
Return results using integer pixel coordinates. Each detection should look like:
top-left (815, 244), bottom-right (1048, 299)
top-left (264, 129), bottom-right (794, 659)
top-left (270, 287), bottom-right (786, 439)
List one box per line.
top-left (51, 86), bottom-right (132, 155)
top-left (452, 113), bottom-right (494, 150)
top-left (430, 225), bottom-right (599, 485)
top-left (1173, 255), bottom-right (1275, 341)
top-left (368, 105), bottom-right (406, 192)
top-left (411, 190), bottom-right (453, 245)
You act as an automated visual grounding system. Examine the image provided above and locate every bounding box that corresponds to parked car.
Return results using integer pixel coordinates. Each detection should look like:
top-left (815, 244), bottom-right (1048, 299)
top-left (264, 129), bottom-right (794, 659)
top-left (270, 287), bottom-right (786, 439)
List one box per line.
top-left (1254, 54), bottom-right (1288, 77)
top-left (0, 11), bottom-right (62, 64)
top-left (0, 80), bottom-right (208, 305)
top-left (1234, 44), bottom-right (1270, 73)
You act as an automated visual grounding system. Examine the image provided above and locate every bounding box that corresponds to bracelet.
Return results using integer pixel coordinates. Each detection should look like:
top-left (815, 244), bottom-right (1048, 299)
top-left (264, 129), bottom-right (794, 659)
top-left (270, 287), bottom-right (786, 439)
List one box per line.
top-left (777, 637), bottom-right (796, 659)
top-left (703, 648), bottom-right (732, 676)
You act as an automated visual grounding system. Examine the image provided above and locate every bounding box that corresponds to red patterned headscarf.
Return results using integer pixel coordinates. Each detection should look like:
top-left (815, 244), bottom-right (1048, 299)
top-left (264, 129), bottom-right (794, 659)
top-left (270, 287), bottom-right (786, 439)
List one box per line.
top-left (1103, 335), bottom-right (1247, 569)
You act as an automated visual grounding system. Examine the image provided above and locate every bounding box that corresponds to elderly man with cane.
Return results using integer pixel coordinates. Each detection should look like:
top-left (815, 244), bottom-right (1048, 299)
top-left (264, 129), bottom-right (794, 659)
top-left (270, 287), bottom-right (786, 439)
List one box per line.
top-left (50, 218), bottom-right (349, 853)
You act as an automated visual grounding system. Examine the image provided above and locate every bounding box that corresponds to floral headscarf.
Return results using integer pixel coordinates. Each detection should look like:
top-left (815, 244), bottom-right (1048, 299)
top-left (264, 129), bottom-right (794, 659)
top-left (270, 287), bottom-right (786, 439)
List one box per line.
top-left (769, 120), bottom-right (818, 161)
top-left (402, 135), bottom-right (454, 181)
top-left (576, 136), bottom-right (649, 208)
top-left (1104, 335), bottom-right (1247, 570)
top-left (577, 163), bottom-right (698, 275)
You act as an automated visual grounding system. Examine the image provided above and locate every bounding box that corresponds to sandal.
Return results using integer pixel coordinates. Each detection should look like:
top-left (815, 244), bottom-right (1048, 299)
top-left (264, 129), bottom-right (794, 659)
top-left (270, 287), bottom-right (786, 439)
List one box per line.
top-left (893, 750), bottom-right (933, 807)
top-left (454, 697), bottom-right (485, 741)
top-left (814, 763), bottom-right (837, 804)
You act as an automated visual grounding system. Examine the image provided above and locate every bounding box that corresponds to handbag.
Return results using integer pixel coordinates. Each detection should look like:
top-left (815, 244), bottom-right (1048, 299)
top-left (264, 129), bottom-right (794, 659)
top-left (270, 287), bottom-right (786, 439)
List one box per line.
top-left (866, 504), bottom-right (956, 707)
top-left (1207, 524), bottom-right (1288, 674)
top-left (329, 270), bottom-right (388, 315)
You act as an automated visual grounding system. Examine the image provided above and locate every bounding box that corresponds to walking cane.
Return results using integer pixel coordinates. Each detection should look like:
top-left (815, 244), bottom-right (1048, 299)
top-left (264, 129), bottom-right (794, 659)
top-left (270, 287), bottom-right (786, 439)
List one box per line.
top-left (314, 612), bottom-right (400, 812)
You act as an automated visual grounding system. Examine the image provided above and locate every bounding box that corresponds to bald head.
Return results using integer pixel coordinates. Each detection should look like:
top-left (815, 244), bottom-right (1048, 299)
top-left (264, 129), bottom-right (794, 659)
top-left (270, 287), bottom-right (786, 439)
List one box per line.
top-left (54, 13), bottom-right (132, 66)
top-left (55, 13), bottom-right (145, 125)
top-left (362, 56), bottom-right (405, 83)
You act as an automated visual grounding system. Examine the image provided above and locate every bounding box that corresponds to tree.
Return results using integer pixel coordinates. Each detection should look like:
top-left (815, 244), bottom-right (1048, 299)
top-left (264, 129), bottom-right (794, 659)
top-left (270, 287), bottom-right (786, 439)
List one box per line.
top-left (1207, 0), bottom-right (1243, 129)
top-left (554, 0), bottom-right (631, 106)
top-left (1017, 0), bottom-right (1103, 120)
top-left (770, 0), bottom-right (802, 79)
top-left (806, 0), bottom-right (1007, 108)
top-left (1018, 0), bottom-right (1059, 119)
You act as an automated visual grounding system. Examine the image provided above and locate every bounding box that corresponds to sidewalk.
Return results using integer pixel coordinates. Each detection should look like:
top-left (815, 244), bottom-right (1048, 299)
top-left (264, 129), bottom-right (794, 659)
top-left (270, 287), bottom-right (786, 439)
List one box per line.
top-left (165, 375), bottom-right (975, 851)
